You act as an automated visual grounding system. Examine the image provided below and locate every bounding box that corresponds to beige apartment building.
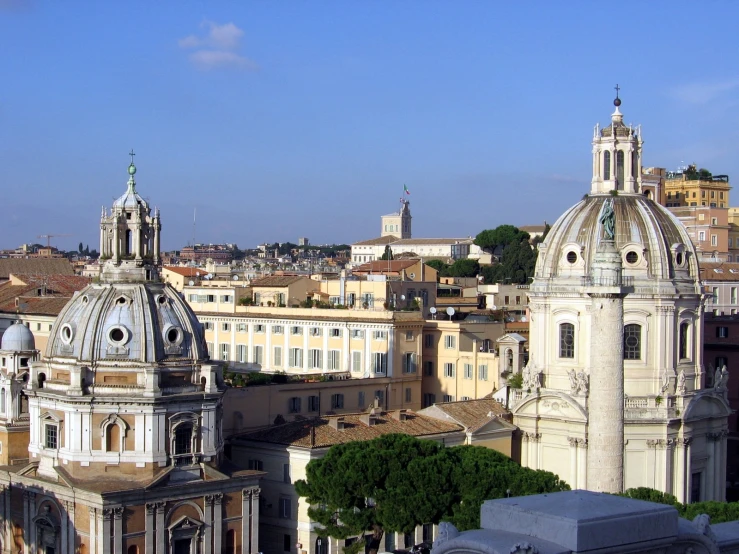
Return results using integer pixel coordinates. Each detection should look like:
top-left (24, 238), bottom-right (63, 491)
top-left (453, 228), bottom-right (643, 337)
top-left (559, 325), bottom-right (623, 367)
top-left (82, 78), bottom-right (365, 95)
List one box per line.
top-left (670, 206), bottom-right (730, 262)
top-left (664, 170), bottom-right (730, 208)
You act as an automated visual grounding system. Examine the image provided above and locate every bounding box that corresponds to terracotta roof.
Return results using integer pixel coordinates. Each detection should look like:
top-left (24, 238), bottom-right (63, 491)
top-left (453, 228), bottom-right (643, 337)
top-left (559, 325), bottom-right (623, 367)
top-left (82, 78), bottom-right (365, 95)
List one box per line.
top-left (0, 259), bottom-right (74, 280)
top-left (352, 236), bottom-right (398, 246)
top-left (0, 274), bottom-right (90, 316)
top-left (700, 262), bottom-right (739, 282)
top-left (235, 410), bottom-right (463, 448)
top-left (352, 260), bottom-right (418, 273)
top-left (423, 398), bottom-right (511, 431)
top-left (392, 238), bottom-right (472, 246)
top-left (163, 266), bottom-right (208, 278)
top-left (250, 275), bottom-right (309, 287)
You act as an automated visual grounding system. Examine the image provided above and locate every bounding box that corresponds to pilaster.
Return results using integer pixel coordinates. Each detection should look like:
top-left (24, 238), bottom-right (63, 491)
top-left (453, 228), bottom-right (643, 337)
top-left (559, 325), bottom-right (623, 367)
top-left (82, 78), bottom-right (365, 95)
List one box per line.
top-left (242, 489), bottom-right (251, 554)
top-left (213, 494), bottom-right (223, 554)
top-left (113, 507), bottom-right (124, 554)
top-left (204, 495), bottom-right (215, 554)
top-left (145, 503), bottom-right (156, 554)
top-left (250, 488), bottom-right (260, 554)
top-left (155, 502), bottom-right (166, 554)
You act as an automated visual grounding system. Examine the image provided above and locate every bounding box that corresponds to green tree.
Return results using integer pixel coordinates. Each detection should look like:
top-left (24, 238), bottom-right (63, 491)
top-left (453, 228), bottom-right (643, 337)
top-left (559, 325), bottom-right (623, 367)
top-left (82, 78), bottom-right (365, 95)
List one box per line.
top-left (78, 242), bottom-right (84, 254)
top-left (447, 259), bottom-right (480, 278)
top-left (380, 245), bottom-right (394, 261)
top-left (426, 259), bottom-right (449, 276)
top-left (295, 434), bottom-right (570, 553)
top-left (474, 225), bottom-right (528, 254)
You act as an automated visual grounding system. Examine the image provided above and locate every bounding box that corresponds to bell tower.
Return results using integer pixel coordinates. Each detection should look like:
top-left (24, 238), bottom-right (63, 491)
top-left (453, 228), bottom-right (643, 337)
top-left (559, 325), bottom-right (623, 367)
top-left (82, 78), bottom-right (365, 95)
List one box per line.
top-left (381, 199), bottom-right (412, 239)
top-left (591, 86), bottom-right (643, 194)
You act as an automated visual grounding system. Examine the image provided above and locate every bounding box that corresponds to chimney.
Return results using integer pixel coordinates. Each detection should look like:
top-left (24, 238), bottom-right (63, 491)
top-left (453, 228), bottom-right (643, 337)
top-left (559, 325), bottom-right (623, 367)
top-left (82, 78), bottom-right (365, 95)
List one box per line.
top-left (329, 417), bottom-right (346, 431)
top-left (359, 412), bottom-right (378, 426)
top-left (391, 409), bottom-right (409, 422)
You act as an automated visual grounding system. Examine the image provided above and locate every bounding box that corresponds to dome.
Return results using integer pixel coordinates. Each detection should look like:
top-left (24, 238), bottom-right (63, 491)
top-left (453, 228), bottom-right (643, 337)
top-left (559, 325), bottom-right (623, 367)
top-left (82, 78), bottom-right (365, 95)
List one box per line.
top-left (112, 182), bottom-right (149, 210)
top-left (46, 281), bottom-right (207, 363)
top-left (534, 193), bottom-right (700, 287)
top-left (1, 321), bottom-right (36, 352)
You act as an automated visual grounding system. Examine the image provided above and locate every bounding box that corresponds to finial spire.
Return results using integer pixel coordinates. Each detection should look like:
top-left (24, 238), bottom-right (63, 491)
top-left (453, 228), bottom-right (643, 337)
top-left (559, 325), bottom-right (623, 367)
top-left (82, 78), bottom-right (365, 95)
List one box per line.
top-left (613, 84), bottom-right (621, 107)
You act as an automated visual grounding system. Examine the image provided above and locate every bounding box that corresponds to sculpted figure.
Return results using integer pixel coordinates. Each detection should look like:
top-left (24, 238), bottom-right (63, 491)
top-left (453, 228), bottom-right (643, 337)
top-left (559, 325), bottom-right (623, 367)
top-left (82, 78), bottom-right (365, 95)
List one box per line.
top-left (568, 369), bottom-right (578, 393)
top-left (599, 198), bottom-right (616, 241)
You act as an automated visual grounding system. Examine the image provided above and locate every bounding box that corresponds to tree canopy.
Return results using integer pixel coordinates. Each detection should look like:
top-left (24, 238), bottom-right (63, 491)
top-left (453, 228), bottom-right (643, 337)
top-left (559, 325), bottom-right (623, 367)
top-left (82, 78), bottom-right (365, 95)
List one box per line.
top-left (474, 225), bottom-right (529, 254)
top-left (424, 259), bottom-right (480, 279)
top-left (620, 487), bottom-right (739, 523)
top-left (295, 434), bottom-right (569, 554)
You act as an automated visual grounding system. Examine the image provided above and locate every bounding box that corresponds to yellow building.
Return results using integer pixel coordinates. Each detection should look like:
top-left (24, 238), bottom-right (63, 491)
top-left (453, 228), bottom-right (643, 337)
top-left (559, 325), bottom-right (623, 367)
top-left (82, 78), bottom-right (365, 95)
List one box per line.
top-left (664, 167), bottom-right (730, 208)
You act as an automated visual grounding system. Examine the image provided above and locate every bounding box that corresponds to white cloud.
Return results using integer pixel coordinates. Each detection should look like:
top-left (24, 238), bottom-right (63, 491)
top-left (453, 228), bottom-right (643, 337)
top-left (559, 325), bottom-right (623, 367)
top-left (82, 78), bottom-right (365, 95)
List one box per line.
top-left (178, 20), bottom-right (257, 71)
top-left (670, 79), bottom-right (739, 105)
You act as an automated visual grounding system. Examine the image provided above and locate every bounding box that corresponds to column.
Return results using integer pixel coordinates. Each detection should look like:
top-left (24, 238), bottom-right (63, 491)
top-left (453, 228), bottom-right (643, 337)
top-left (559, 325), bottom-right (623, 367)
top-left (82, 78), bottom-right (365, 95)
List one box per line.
top-left (145, 503), bottom-right (156, 554)
top-left (706, 434), bottom-right (716, 501)
top-left (22, 492), bottom-right (31, 554)
top-left (241, 489), bottom-right (252, 554)
top-left (250, 489), bottom-right (260, 554)
top-left (155, 502), bottom-right (166, 554)
top-left (113, 224), bottom-right (119, 261)
top-left (577, 439), bottom-right (588, 489)
top-left (203, 496), bottom-right (214, 554)
top-left (665, 440), bottom-right (675, 495)
top-left (568, 437), bottom-right (578, 488)
top-left (134, 224), bottom-right (142, 260)
top-left (100, 509), bottom-right (112, 554)
top-left (675, 439), bottom-right (686, 503)
top-left (520, 433), bottom-right (529, 468)
top-left (89, 508), bottom-right (97, 554)
top-left (113, 507), bottom-right (124, 554)
top-left (213, 494), bottom-right (223, 554)
top-left (61, 501), bottom-right (68, 554)
top-left (684, 438), bottom-right (693, 502)
top-left (720, 431), bottom-right (729, 501)
top-left (100, 226), bottom-right (106, 257)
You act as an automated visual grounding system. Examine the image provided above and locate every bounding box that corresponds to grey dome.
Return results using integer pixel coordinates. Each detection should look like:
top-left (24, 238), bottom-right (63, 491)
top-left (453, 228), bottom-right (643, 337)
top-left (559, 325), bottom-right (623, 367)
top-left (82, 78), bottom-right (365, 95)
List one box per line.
top-left (534, 194), bottom-right (700, 287)
top-left (46, 282), bottom-right (207, 363)
top-left (1, 321), bottom-right (36, 352)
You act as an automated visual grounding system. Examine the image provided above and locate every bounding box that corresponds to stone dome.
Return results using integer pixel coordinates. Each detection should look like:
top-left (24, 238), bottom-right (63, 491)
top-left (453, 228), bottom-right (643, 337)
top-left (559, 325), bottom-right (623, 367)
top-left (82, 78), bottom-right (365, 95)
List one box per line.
top-left (1, 321), bottom-right (36, 352)
top-left (46, 281), bottom-right (207, 363)
top-left (534, 193), bottom-right (700, 286)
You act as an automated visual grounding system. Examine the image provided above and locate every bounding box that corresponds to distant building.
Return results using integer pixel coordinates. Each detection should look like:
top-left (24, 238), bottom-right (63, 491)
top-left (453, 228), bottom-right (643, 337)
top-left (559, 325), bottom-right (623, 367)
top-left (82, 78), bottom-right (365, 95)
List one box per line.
top-left (179, 243), bottom-right (234, 263)
top-left (664, 165), bottom-right (730, 208)
top-left (298, 237), bottom-right (309, 246)
top-left (381, 198), bottom-right (412, 239)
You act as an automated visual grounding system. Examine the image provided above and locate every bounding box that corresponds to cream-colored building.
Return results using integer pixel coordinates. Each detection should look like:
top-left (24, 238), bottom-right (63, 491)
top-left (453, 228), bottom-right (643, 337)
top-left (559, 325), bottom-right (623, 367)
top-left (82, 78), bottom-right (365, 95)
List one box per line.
top-left (517, 97), bottom-right (729, 503)
top-left (161, 265), bottom-right (209, 291)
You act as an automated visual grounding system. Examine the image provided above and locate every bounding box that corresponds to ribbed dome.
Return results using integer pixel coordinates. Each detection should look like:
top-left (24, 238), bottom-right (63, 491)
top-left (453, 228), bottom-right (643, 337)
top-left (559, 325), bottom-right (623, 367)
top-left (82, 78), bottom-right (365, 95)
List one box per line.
top-left (112, 183), bottom-right (149, 210)
top-left (1, 321), bottom-right (36, 352)
top-left (534, 193), bottom-right (700, 286)
top-left (46, 282), bottom-right (207, 363)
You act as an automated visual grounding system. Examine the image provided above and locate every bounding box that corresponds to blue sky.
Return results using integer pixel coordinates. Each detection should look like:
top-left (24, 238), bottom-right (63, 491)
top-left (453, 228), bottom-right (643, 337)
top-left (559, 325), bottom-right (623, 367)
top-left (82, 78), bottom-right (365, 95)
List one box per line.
top-left (2, 1), bottom-right (739, 252)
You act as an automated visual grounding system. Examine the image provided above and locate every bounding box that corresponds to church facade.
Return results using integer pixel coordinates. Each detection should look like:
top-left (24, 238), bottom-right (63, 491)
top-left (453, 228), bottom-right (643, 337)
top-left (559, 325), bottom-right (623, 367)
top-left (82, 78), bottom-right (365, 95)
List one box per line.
top-left (0, 157), bottom-right (261, 554)
top-left (512, 96), bottom-right (730, 503)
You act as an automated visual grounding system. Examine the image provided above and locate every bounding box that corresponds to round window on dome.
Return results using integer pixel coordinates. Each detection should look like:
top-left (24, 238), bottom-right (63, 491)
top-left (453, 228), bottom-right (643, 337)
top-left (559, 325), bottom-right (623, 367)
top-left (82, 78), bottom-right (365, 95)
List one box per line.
top-left (625, 251), bottom-right (639, 265)
top-left (566, 251), bottom-right (578, 264)
top-left (163, 325), bottom-right (184, 346)
top-left (157, 295), bottom-right (168, 305)
top-left (107, 326), bottom-right (129, 345)
top-left (61, 323), bottom-right (74, 345)
top-left (116, 297), bottom-right (127, 305)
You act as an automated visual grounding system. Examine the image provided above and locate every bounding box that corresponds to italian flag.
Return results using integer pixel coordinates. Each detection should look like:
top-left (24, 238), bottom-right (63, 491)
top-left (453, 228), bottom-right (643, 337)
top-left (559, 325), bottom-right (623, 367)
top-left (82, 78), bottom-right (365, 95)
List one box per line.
top-left (404, 184), bottom-right (410, 195)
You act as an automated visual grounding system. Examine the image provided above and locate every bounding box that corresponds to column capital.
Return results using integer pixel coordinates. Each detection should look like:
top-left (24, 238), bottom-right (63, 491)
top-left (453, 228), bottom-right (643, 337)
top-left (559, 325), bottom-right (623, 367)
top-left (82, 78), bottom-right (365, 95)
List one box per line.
top-left (567, 437), bottom-right (578, 447)
top-left (146, 503), bottom-right (157, 515)
top-left (113, 506), bottom-right (125, 519)
top-left (682, 437), bottom-right (693, 447)
top-left (102, 508), bottom-right (114, 520)
top-left (575, 438), bottom-right (588, 448)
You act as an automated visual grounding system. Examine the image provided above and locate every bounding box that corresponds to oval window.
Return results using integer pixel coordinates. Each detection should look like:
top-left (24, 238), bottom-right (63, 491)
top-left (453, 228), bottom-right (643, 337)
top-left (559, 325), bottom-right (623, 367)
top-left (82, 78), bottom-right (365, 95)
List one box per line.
top-left (157, 295), bottom-right (167, 305)
top-left (625, 251), bottom-right (639, 264)
top-left (116, 297), bottom-right (127, 305)
top-left (109, 328), bottom-right (125, 343)
top-left (167, 328), bottom-right (179, 343)
top-left (676, 252), bottom-right (684, 266)
top-left (566, 251), bottom-right (578, 264)
top-left (61, 324), bottom-right (74, 344)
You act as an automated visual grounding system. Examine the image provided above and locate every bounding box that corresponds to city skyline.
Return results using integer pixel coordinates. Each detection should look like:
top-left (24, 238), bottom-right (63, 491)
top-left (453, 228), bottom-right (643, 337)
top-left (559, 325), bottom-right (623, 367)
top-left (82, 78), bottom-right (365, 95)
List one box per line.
top-left (2, 1), bottom-right (739, 252)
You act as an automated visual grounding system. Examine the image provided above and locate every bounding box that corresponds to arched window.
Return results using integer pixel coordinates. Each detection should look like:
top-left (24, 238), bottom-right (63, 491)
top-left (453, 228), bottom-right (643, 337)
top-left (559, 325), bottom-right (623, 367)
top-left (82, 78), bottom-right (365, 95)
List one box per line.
top-left (174, 424), bottom-right (193, 466)
top-left (559, 323), bottom-right (575, 358)
top-left (506, 349), bottom-right (513, 371)
top-left (679, 322), bottom-right (690, 360)
top-left (127, 546), bottom-right (139, 554)
top-left (603, 151), bottom-right (611, 180)
top-left (616, 151), bottom-right (625, 187)
top-left (624, 324), bottom-right (641, 360)
top-left (106, 423), bottom-right (121, 452)
top-left (225, 530), bottom-right (236, 554)
top-left (631, 151), bottom-right (638, 178)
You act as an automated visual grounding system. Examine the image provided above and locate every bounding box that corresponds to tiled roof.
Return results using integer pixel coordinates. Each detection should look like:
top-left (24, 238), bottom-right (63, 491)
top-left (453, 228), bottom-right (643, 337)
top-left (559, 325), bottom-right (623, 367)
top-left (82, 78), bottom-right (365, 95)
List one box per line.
top-left (700, 262), bottom-right (739, 282)
top-left (250, 275), bottom-right (308, 287)
top-left (352, 260), bottom-right (418, 273)
top-left (235, 410), bottom-right (463, 448)
top-left (0, 259), bottom-right (74, 280)
top-left (0, 274), bottom-right (90, 316)
top-left (163, 266), bottom-right (208, 278)
top-left (424, 398), bottom-right (511, 431)
top-left (392, 238), bottom-right (472, 246)
top-left (352, 236), bottom-right (399, 247)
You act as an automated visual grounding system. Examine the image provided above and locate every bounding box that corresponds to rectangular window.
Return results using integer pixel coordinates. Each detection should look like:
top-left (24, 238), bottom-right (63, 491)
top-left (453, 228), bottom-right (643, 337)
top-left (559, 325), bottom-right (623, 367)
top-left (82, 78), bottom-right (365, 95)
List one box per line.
top-left (273, 325), bottom-right (284, 335)
top-left (375, 389), bottom-right (385, 405)
top-left (330, 328), bottom-right (342, 338)
top-left (237, 344), bottom-right (247, 363)
top-left (559, 323), bottom-right (575, 358)
top-left (273, 346), bottom-right (283, 367)
top-left (463, 363), bottom-right (473, 380)
top-left (221, 295), bottom-right (233, 303)
top-left (424, 334), bottom-right (433, 348)
top-left (291, 326), bottom-right (302, 335)
top-left (362, 293), bottom-right (374, 308)
top-left (732, 287), bottom-right (737, 304)
top-left (444, 336), bottom-right (456, 349)
top-left (247, 459), bottom-right (263, 471)
top-left (238, 323), bottom-right (247, 332)
top-left (731, 238), bottom-right (735, 247)
top-left (423, 393), bottom-right (436, 408)
top-left (712, 217), bottom-right (718, 225)
top-left (405, 387), bottom-right (412, 402)
top-left (45, 424), bottom-right (58, 449)
top-left (207, 294), bottom-right (215, 303)
top-left (331, 393), bottom-right (344, 409)
top-left (443, 395), bottom-right (455, 403)
top-left (327, 350), bottom-right (341, 370)
top-left (352, 351), bottom-right (362, 373)
top-left (220, 343), bottom-right (230, 361)
top-left (424, 361), bottom-right (434, 376)
top-left (308, 349), bottom-right (323, 369)
top-left (288, 397), bottom-right (301, 413)
top-left (358, 391), bottom-right (366, 408)
top-left (478, 364), bottom-right (488, 381)
top-left (329, 296), bottom-right (340, 306)
top-left (203, 321), bottom-right (213, 330)
top-left (255, 324), bottom-right (265, 333)
top-left (222, 323), bottom-right (230, 331)
top-left (405, 331), bottom-right (414, 341)
top-left (402, 352), bottom-right (416, 373)
top-left (289, 348), bottom-right (303, 368)
top-left (699, 231), bottom-right (706, 241)
top-left (253, 345), bottom-right (264, 365)
top-left (206, 342), bottom-right (213, 356)
top-left (444, 363), bottom-right (455, 378)
top-left (373, 330), bottom-right (388, 340)
top-left (284, 534), bottom-right (292, 553)
top-left (712, 234), bottom-right (718, 247)
top-left (352, 329), bottom-right (364, 339)
top-left (713, 287), bottom-right (719, 303)
top-left (717, 326), bottom-right (729, 338)
top-left (310, 327), bottom-right (323, 337)
top-left (188, 294), bottom-right (198, 302)
top-left (308, 396), bottom-right (319, 412)
top-left (279, 497), bottom-right (292, 519)
top-left (373, 352), bottom-right (388, 374)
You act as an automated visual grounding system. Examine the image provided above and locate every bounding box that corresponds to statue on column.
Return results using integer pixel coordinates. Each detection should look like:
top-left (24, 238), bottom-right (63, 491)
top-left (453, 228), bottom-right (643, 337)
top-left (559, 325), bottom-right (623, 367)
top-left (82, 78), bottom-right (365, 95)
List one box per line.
top-left (599, 198), bottom-right (616, 240)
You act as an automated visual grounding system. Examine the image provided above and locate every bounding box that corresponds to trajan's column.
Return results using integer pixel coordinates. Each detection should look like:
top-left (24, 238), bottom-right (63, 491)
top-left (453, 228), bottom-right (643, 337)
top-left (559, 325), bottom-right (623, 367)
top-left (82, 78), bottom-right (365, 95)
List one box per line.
top-left (585, 198), bottom-right (632, 493)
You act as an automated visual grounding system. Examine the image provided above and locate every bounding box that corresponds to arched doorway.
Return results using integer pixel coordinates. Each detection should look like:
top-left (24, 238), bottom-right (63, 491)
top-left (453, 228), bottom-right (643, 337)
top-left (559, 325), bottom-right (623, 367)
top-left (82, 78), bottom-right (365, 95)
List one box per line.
top-left (316, 536), bottom-right (328, 554)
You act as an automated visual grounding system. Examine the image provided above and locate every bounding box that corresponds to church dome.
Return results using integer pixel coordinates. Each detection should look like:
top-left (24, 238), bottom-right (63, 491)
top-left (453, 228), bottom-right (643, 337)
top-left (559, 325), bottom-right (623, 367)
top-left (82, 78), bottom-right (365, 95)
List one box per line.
top-left (534, 193), bottom-right (700, 286)
top-left (45, 282), bottom-right (207, 363)
top-left (1, 321), bottom-right (35, 352)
